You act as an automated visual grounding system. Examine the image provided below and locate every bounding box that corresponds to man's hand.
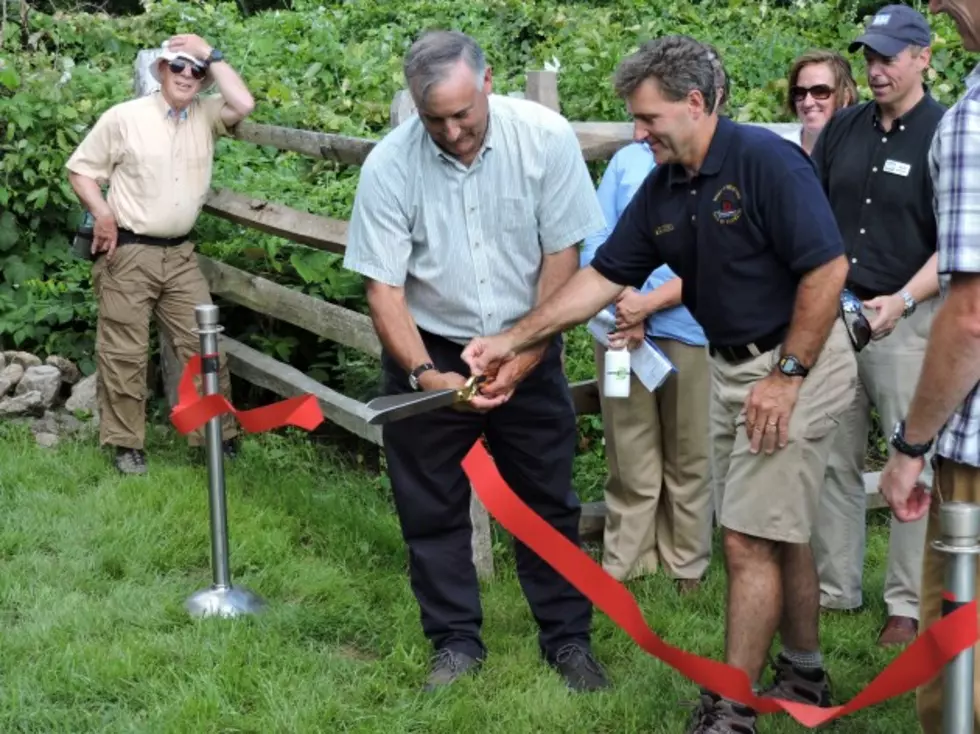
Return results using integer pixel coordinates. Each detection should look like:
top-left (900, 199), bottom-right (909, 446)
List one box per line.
top-left (615, 288), bottom-right (653, 330)
top-left (92, 213), bottom-right (118, 259)
top-left (418, 370), bottom-right (508, 413)
top-left (742, 372), bottom-right (802, 454)
top-left (478, 344), bottom-right (546, 400)
top-left (864, 293), bottom-right (906, 340)
top-left (167, 34), bottom-right (213, 62)
top-left (461, 333), bottom-right (518, 379)
top-left (608, 322), bottom-right (645, 352)
top-left (878, 452), bottom-right (931, 522)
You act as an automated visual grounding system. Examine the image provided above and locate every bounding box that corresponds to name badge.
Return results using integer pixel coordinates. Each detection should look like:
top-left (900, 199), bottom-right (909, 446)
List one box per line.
top-left (883, 159), bottom-right (911, 177)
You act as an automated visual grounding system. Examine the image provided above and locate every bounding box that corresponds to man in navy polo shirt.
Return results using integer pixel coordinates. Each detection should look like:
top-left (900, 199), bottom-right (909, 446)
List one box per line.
top-left (461, 35), bottom-right (857, 732)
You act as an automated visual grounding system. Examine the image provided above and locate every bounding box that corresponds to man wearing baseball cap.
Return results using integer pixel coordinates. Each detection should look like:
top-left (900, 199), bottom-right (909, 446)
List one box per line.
top-left (65, 34), bottom-right (255, 474)
top-left (810, 3), bottom-right (945, 647)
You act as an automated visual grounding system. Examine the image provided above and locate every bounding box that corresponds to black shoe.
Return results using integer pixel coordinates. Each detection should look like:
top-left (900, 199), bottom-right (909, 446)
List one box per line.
top-left (550, 643), bottom-right (610, 692)
top-left (113, 447), bottom-right (147, 475)
top-left (422, 648), bottom-right (482, 692)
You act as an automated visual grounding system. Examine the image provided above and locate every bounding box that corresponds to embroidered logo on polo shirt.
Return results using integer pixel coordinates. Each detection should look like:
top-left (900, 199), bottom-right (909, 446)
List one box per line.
top-left (712, 184), bottom-right (742, 224)
top-left (655, 223), bottom-right (674, 236)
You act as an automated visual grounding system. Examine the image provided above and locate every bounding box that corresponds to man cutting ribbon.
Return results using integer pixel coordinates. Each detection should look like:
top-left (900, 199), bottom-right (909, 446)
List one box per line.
top-left (343, 30), bottom-right (611, 693)
top-left (462, 35), bottom-right (857, 733)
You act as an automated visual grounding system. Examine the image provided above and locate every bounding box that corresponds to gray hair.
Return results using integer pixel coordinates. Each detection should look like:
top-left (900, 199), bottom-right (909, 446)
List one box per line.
top-left (403, 30), bottom-right (487, 105)
top-left (613, 35), bottom-right (719, 114)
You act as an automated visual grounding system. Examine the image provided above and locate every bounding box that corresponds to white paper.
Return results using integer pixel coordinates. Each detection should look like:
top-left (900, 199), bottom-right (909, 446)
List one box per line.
top-left (586, 308), bottom-right (676, 392)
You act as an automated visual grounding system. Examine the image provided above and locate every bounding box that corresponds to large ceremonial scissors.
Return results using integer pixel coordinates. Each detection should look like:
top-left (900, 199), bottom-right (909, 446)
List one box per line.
top-left (365, 375), bottom-right (487, 425)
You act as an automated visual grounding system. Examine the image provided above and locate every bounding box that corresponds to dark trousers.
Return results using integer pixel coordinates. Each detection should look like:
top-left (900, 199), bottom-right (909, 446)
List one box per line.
top-left (381, 330), bottom-right (593, 663)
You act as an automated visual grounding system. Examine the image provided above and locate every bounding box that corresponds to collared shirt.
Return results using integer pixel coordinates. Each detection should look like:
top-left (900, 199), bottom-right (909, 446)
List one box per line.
top-left (930, 64), bottom-right (980, 467)
top-left (580, 142), bottom-right (706, 346)
top-left (811, 93), bottom-right (946, 296)
top-left (589, 116), bottom-right (844, 347)
top-left (343, 94), bottom-right (605, 343)
top-left (66, 91), bottom-right (227, 239)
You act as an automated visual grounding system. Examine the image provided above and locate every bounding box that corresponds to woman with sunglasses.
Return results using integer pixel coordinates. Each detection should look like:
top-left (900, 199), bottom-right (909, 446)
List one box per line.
top-left (783, 50), bottom-right (859, 155)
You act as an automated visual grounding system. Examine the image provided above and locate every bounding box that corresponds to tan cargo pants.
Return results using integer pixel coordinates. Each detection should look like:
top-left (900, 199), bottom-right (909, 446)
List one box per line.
top-left (813, 297), bottom-right (937, 619)
top-left (92, 241), bottom-right (237, 450)
top-left (917, 456), bottom-right (980, 733)
top-left (594, 338), bottom-right (713, 582)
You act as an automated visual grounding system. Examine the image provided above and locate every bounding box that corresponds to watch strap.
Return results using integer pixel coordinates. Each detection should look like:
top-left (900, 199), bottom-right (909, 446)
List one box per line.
top-left (409, 362), bottom-right (435, 390)
top-left (890, 420), bottom-right (933, 458)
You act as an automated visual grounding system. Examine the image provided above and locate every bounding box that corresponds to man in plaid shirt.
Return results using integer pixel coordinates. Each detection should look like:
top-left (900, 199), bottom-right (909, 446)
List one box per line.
top-left (879, 0), bottom-right (980, 728)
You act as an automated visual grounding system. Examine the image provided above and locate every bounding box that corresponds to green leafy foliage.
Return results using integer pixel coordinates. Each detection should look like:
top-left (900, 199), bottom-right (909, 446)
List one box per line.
top-left (0, 0), bottom-right (971, 400)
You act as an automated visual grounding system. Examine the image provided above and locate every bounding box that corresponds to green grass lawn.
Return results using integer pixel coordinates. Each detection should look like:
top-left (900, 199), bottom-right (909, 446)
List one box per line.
top-left (0, 420), bottom-right (920, 733)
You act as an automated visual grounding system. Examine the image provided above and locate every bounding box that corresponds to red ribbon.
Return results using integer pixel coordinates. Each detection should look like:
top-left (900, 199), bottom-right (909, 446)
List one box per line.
top-left (170, 354), bottom-right (324, 435)
top-left (461, 441), bottom-right (978, 727)
top-left (170, 357), bottom-right (978, 727)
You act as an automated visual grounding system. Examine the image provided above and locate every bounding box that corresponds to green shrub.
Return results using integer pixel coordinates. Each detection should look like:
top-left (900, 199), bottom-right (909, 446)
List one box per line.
top-left (0, 0), bottom-right (971, 399)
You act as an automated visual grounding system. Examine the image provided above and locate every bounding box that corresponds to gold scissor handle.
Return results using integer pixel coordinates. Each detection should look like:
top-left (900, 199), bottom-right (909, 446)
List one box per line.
top-left (453, 375), bottom-right (487, 404)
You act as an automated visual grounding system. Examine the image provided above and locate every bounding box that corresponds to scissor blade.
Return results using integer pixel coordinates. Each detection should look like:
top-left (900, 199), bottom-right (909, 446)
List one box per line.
top-left (364, 388), bottom-right (458, 425)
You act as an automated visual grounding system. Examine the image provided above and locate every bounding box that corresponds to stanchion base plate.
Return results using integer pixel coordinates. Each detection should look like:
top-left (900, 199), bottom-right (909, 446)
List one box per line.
top-left (185, 585), bottom-right (266, 619)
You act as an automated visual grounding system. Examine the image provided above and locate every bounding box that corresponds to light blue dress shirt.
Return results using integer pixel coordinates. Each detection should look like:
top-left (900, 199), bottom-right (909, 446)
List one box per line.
top-left (580, 142), bottom-right (707, 347)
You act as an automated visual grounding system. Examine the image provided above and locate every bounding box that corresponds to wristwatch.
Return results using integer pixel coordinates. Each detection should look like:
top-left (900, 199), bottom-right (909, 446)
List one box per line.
top-left (205, 48), bottom-right (224, 66)
top-left (777, 355), bottom-right (809, 378)
top-left (408, 362), bottom-right (435, 391)
top-left (900, 290), bottom-right (917, 318)
top-left (890, 419), bottom-right (933, 458)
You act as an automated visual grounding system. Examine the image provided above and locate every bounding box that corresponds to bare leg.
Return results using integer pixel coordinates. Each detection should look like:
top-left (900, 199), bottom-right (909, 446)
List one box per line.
top-left (723, 528), bottom-right (783, 683)
top-left (779, 542), bottom-right (821, 652)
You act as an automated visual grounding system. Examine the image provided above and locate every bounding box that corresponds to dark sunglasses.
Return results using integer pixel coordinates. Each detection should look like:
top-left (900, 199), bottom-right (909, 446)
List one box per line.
top-left (790, 84), bottom-right (834, 103)
top-left (840, 289), bottom-right (871, 352)
top-left (168, 59), bottom-right (207, 81)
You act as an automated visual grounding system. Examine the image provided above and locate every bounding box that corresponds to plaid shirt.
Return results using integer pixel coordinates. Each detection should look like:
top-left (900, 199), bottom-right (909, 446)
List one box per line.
top-left (930, 64), bottom-right (980, 467)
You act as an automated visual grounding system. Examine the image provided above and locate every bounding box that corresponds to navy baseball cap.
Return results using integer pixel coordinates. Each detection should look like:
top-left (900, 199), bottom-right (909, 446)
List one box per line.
top-left (848, 4), bottom-right (932, 56)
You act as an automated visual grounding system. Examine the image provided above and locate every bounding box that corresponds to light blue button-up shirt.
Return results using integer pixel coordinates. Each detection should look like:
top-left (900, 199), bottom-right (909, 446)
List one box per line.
top-left (581, 142), bottom-right (706, 347)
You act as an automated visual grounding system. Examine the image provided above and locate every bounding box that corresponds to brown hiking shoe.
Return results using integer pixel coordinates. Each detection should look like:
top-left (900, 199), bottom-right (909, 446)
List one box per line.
top-left (114, 447), bottom-right (147, 475)
top-left (761, 653), bottom-right (832, 707)
top-left (686, 689), bottom-right (757, 734)
top-left (422, 648), bottom-right (481, 692)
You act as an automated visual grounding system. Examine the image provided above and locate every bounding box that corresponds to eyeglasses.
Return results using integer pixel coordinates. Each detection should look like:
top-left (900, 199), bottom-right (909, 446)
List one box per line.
top-left (168, 59), bottom-right (207, 81)
top-left (790, 84), bottom-right (835, 103)
top-left (840, 289), bottom-right (872, 352)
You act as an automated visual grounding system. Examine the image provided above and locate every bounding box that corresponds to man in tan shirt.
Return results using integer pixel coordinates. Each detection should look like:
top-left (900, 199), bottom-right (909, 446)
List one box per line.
top-left (66, 34), bottom-right (255, 474)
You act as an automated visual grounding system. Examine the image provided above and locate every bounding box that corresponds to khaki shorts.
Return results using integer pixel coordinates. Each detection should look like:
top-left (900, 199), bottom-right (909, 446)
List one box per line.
top-left (709, 320), bottom-right (857, 544)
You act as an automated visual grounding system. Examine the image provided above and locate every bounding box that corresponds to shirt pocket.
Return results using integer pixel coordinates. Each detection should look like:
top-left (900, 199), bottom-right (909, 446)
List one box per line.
top-left (498, 196), bottom-right (538, 247)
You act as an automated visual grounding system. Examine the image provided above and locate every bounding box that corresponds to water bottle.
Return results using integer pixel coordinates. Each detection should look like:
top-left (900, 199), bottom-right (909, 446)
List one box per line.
top-left (603, 347), bottom-right (631, 398)
top-left (71, 210), bottom-right (95, 261)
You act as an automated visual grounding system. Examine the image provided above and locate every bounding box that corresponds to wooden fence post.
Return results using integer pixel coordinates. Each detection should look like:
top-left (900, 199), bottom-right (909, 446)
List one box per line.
top-left (524, 70), bottom-right (560, 113)
top-left (388, 89), bottom-right (496, 581)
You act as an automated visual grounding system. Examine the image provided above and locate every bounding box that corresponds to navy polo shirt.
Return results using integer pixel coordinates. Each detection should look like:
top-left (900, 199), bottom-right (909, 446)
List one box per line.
top-left (589, 117), bottom-right (845, 347)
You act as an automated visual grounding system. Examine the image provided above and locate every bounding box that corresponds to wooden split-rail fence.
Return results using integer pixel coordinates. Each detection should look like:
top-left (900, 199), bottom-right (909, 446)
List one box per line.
top-left (159, 70), bottom-right (884, 580)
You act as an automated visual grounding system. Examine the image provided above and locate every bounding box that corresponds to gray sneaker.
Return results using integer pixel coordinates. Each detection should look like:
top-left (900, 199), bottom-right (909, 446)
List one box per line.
top-left (114, 447), bottom-right (147, 475)
top-left (686, 689), bottom-right (757, 734)
top-left (422, 648), bottom-right (481, 692)
top-left (760, 654), bottom-right (832, 707)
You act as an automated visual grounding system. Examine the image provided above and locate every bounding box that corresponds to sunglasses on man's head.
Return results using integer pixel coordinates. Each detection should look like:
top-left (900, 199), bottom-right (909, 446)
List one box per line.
top-left (790, 84), bottom-right (834, 102)
top-left (168, 59), bottom-right (207, 80)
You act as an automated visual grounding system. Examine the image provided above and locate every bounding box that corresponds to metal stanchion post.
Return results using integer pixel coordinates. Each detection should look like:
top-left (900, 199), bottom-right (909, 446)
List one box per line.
top-left (185, 304), bottom-right (266, 619)
top-left (934, 501), bottom-right (980, 734)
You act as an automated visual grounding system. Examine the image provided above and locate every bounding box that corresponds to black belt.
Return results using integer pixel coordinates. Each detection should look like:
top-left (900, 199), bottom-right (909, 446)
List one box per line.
top-left (845, 281), bottom-right (885, 302)
top-left (116, 228), bottom-right (189, 247)
top-left (708, 325), bottom-right (786, 364)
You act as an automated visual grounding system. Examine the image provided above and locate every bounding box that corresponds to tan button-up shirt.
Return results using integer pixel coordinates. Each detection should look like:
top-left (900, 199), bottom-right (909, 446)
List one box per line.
top-left (66, 92), bottom-right (226, 238)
